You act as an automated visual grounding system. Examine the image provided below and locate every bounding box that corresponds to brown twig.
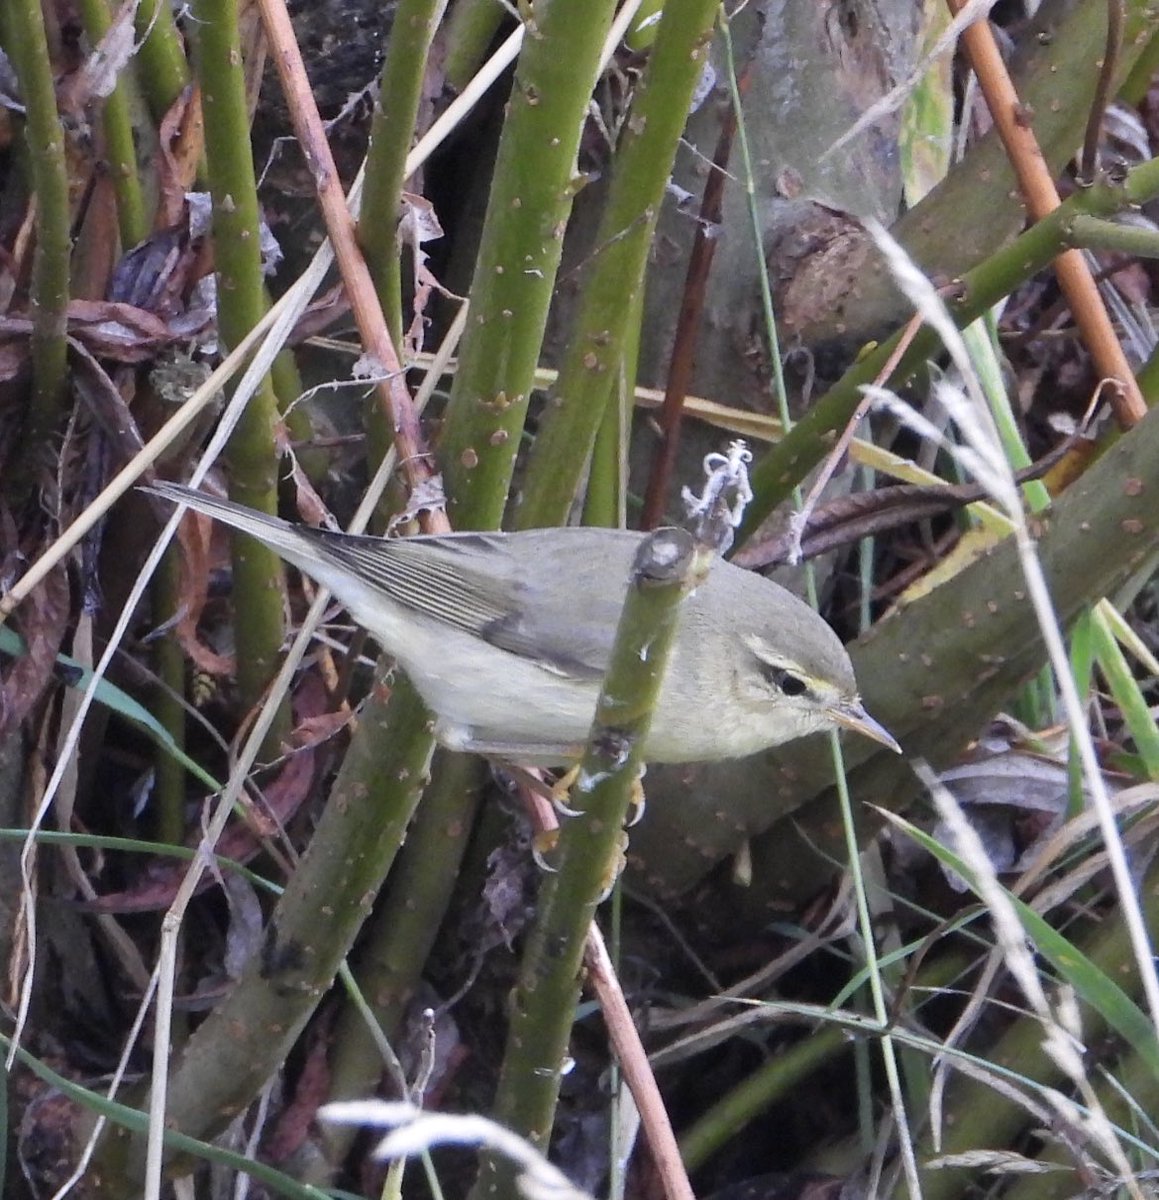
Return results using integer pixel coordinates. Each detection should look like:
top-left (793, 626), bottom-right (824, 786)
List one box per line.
top-left (640, 70), bottom-right (745, 530)
top-left (1078, 0), bottom-right (1124, 185)
top-left (947, 0), bottom-right (1145, 427)
top-left (734, 440), bottom-right (1071, 571)
top-left (737, 380), bottom-right (1103, 571)
top-left (254, 0), bottom-right (449, 533)
top-left (869, 526), bottom-right (961, 605)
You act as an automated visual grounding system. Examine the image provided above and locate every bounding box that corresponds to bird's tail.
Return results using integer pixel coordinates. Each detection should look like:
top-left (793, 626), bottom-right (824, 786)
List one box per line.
top-left (142, 480), bottom-right (322, 567)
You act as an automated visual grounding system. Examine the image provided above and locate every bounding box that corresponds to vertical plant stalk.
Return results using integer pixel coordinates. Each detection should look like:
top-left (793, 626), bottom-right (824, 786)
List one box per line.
top-left (357, 0), bottom-right (445, 471)
top-left (584, 257), bottom-right (645, 530)
top-left (77, 0), bottom-right (148, 248)
top-left (437, 0), bottom-right (621, 531)
top-left (133, 0), bottom-right (192, 118)
top-left (359, 0), bottom-right (444, 341)
top-left (6, 0), bottom-right (71, 481)
top-left (1119, 7), bottom-right (1159, 104)
top-left (582, 302), bottom-right (638, 529)
top-left (128, 0), bottom-right (309, 457)
top-left (472, 529), bottom-right (707, 1200)
top-left (443, 0), bottom-right (507, 92)
top-left (321, 751), bottom-right (485, 1165)
top-left (255, 0), bottom-right (444, 512)
top-left (193, 0), bottom-right (288, 730)
top-left (513, 0), bottom-right (721, 529)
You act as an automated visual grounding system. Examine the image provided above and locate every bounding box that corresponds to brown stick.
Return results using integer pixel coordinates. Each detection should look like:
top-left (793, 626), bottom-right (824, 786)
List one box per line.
top-left (1078, 0), bottom-right (1124, 184)
top-left (947, 0), bottom-right (1145, 427)
top-left (255, 0), bottom-right (450, 532)
top-left (640, 71), bottom-right (745, 530)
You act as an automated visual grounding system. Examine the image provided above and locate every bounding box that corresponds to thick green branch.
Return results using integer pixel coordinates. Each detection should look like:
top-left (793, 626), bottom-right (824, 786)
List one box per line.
top-left (193, 0), bottom-right (287, 726)
top-left (322, 751), bottom-right (484, 1164)
top-left (359, 0), bottom-right (443, 342)
top-left (437, 0), bottom-right (619, 530)
top-left (5, 0), bottom-right (71, 483)
top-left (133, 0), bottom-right (192, 119)
top-left (514, 0), bottom-right (720, 529)
top-left (78, 0), bottom-right (148, 248)
top-left (737, 158), bottom-right (1159, 544)
top-left (358, 0), bottom-right (443, 471)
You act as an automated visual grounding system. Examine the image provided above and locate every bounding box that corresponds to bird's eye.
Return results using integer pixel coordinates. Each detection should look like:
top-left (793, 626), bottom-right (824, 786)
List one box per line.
top-left (764, 665), bottom-right (808, 697)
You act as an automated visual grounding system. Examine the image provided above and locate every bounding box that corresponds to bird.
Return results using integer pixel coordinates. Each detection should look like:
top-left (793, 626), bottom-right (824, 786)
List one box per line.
top-left (146, 481), bottom-right (900, 765)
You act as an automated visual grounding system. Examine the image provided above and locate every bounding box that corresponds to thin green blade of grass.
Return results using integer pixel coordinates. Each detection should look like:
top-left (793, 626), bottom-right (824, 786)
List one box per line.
top-left (961, 316), bottom-right (1058, 731)
top-left (1090, 605), bottom-right (1159, 781)
top-left (962, 316), bottom-right (1051, 514)
top-left (2, 1036), bottom-right (336, 1200)
top-left (1068, 608), bottom-right (1098, 818)
top-left (1097, 598), bottom-right (1159, 677)
top-left (877, 807), bottom-right (1159, 1079)
top-left (0, 625), bottom-right (221, 791)
top-left (0, 828), bottom-right (275, 894)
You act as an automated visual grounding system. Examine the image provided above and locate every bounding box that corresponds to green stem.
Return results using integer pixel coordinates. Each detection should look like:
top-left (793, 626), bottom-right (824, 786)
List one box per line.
top-left (583, 376), bottom-right (629, 528)
top-left (1066, 211), bottom-right (1159, 258)
top-left (4, 0), bottom-right (71, 489)
top-left (513, 0), bottom-right (720, 529)
top-left (193, 0), bottom-right (287, 735)
top-left (583, 264), bottom-right (641, 529)
top-left (358, 0), bottom-right (444, 473)
top-left (474, 530), bottom-right (708, 1198)
top-left (322, 751), bottom-right (484, 1164)
top-left (1116, 14), bottom-right (1159, 105)
top-left (736, 163), bottom-right (1159, 545)
top-left (438, 0), bottom-right (620, 530)
top-left (77, 0), bottom-right (148, 248)
top-left (133, 0), bottom-right (192, 119)
top-left (444, 0), bottom-right (507, 92)
top-left (359, 0), bottom-right (443, 340)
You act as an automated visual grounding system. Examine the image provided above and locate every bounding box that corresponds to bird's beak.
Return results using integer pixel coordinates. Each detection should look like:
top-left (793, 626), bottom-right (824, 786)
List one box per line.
top-left (829, 700), bottom-right (901, 754)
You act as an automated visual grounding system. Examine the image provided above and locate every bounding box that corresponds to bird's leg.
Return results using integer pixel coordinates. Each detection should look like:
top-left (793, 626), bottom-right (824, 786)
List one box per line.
top-left (549, 764), bottom-right (583, 817)
top-left (524, 764), bottom-right (642, 894)
top-left (549, 764), bottom-right (646, 824)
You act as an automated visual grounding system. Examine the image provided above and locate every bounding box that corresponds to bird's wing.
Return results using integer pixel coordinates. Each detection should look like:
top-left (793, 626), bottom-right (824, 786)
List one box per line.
top-left (312, 529), bottom-right (631, 680)
top-left (314, 531), bottom-right (511, 635)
